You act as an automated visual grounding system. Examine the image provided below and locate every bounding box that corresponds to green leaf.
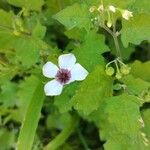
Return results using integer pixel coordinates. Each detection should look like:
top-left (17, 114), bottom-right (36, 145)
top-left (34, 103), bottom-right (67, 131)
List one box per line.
top-left (46, 113), bottom-right (72, 130)
top-left (7, 0), bottom-right (44, 11)
top-left (72, 65), bottom-right (113, 115)
top-left (0, 64), bottom-right (19, 84)
top-left (54, 82), bottom-right (79, 113)
top-left (14, 37), bottom-right (40, 67)
top-left (17, 76), bottom-right (43, 120)
top-left (0, 128), bottom-right (16, 150)
top-left (99, 94), bottom-right (150, 150)
top-left (128, 0), bottom-right (150, 14)
top-left (121, 14), bottom-right (150, 47)
top-left (73, 31), bottom-right (109, 71)
top-left (2, 77), bottom-right (45, 124)
top-left (104, 135), bottom-right (149, 150)
top-left (0, 9), bottom-right (13, 27)
top-left (0, 10), bottom-right (42, 67)
top-left (103, 0), bottom-right (133, 8)
top-left (142, 109), bottom-right (150, 140)
top-left (122, 75), bottom-right (150, 96)
top-left (0, 81), bottom-right (18, 107)
top-left (85, 0), bottom-right (134, 8)
top-left (0, 34), bottom-right (43, 67)
top-left (0, 0), bottom-right (10, 10)
top-left (130, 61), bottom-right (150, 82)
top-left (17, 76), bottom-right (45, 150)
top-left (32, 21), bottom-right (46, 39)
top-left (0, 10), bottom-right (49, 67)
top-left (53, 3), bottom-right (92, 31)
top-left (65, 28), bottom-right (86, 41)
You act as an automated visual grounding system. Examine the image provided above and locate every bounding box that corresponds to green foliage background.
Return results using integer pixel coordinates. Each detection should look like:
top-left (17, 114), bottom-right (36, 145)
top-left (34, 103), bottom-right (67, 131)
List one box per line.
top-left (0, 0), bottom-right (150, 150)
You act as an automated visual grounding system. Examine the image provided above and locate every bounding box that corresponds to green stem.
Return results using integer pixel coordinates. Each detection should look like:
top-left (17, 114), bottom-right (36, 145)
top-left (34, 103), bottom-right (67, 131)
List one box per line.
top-left (113, 33), bottom-right (122, 59)
top-left (101, 24), bottom-right (122, 59)
top-left (112, 16), bottom-right (122, 59)
top-left (77, 128), bottom-right (90, 150)
top-left (44, 116), bottom-right (79, 150)
top-left (117, 58), bottom-right (126, 66)
top-left (106, 59), bottom-right (116, 68)
top-left (114, 60), bottom-right (120, 73)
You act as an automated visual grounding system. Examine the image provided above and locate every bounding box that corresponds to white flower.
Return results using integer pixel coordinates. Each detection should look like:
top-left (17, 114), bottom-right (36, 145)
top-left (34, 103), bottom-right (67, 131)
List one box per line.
top-left (42, 54), bottom-right (88, 96)
top-left (109, 5), bottom-right (116, 13)
top-left (122, 10), bottom-right (133, 20)
top-left (107, 21), bottom-right (112, 28)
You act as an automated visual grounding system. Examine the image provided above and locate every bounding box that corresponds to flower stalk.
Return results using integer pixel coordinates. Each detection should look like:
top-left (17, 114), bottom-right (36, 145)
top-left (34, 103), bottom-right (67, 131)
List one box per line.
top-left (44, 116), bottom-right (79, 150)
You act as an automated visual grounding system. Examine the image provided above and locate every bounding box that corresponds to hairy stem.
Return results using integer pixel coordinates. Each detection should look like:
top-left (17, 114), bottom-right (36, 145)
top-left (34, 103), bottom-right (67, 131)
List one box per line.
top-left (44, 116), bottom-right (79, 150)
top-left (113, 34), bottom-right (122, 59)
top-left (102, 24), bottom-right (122, 59)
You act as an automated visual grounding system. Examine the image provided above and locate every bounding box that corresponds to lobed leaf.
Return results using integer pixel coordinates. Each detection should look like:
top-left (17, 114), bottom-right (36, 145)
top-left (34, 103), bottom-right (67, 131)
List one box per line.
top-left (0, 81), bottom-right (18, 107)
top-left (73, 31), bottom-right (109, 71)
top-left (122, 75), bottom-right (150, 96)
top-left (72, 65), bottom-right (113, 115)
top-left (121, 14), bottom-right (150, 47)
top-left (130, 61), bottom-right (150, 82)
top-left (54, 82), bottom-right (79, 113)
top-left (142, 109), bottom-right (150, 141)
top-left (100, 94), bottom-right (150, 150)
top-left (53, 3), bottom-right (92, 31)
top-left (7, 0), bottom-right (44, 11)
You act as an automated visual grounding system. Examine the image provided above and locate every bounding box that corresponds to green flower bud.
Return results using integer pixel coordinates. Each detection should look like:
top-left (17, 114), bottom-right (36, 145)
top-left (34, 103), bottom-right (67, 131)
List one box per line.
top-left (120, 65), bottom-right (131, 75)
top-left (115, 72), bottom-right (122, 79)
top-left (105, 67), bottom-right (115, 76)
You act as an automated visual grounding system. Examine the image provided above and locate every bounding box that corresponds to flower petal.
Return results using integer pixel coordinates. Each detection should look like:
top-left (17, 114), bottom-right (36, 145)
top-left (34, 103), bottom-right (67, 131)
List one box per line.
top-left (109, 5), bottom-right (116, 13)
top-left (44, 79), bottom-right (63, 96)
top-left (122, 10), bottom-right (133, 20)
top-left (42, 62), bottom-right (59, 78)
top-left (58, 53), bottom-right (76, 70)
top-left (70, 63), bottom-right (88, 81)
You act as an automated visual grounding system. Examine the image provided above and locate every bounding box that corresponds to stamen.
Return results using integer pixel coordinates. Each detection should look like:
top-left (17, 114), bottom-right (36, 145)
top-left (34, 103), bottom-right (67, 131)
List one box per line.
top-left (55, 69), bottom-right (71, 84)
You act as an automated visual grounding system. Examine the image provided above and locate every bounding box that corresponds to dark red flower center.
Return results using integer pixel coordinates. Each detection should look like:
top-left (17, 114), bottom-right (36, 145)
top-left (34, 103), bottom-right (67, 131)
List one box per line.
top-left (55, 69), bottom-right (71, 84)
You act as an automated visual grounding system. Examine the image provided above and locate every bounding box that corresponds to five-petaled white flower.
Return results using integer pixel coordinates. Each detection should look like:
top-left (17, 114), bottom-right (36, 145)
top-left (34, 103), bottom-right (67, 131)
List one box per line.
top-left (42, 54), bottom-right (88, 96)
top-left (122, 10), bottom-right (133, 20)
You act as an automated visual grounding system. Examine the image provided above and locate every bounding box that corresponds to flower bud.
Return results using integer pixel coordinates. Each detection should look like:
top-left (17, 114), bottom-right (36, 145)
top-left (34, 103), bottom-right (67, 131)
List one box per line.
top-left (115, 72), bottom-right (122, 79)
top-left (121, 10), bottom-right (133, 20)
top-left (120, 65), bottom-right (131, 75)
top-left (107, 20), bottom-right (112, 28)
top-left (105, 67), bottom-right (115, 76)
top-left (109, 5), bottom-right (116, 13)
